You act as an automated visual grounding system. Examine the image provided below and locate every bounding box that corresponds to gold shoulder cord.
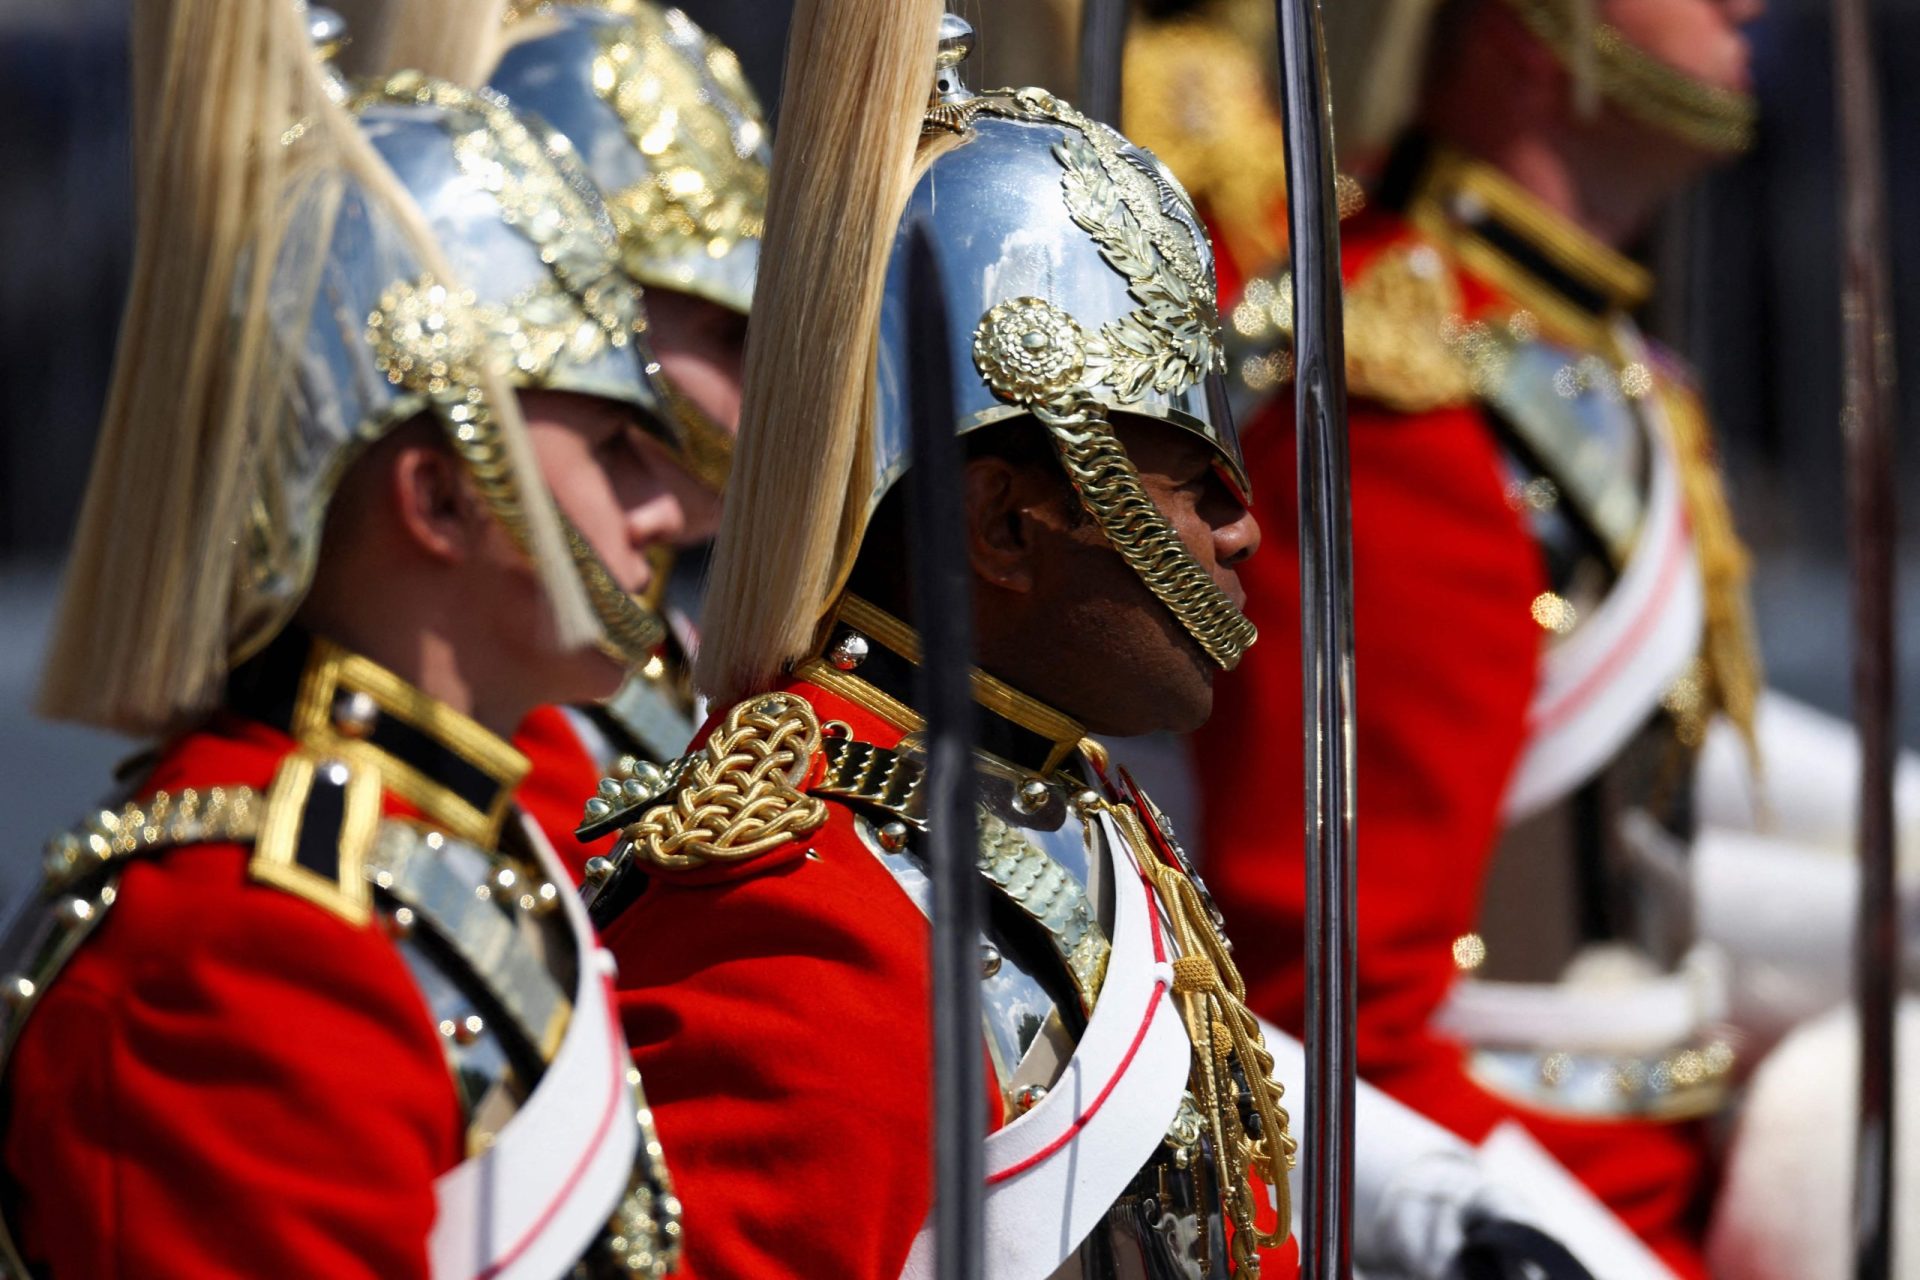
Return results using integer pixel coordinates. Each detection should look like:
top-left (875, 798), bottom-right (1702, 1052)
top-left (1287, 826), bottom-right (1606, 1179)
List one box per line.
top-left (616, 693), bottom-right (829, 873)
top-left (1100, 799), bottom-right (1296, 1270)
top-left (1654, 377), bottom-right (1762, 755)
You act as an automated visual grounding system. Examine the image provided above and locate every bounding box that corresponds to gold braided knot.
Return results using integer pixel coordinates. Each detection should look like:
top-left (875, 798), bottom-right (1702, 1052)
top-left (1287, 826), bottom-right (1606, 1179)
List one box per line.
top-left (1041, 408), bottom-right (1258, 671)
top-left (1107, 800), bottom-right (1295, 1273)
top-left (617, 694), bottom-right (828, 873)
top-left (1171, 954), bottom-right (1217, 994)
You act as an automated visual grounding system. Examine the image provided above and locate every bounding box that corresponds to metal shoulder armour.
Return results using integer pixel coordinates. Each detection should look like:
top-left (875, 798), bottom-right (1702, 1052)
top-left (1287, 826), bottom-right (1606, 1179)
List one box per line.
top-left (1478, 324), bottom-right (1652, 576)
top-left (0, 768), bottom-right (680, 1280)
top-left (858, 756), bottom-right (1235, 1278)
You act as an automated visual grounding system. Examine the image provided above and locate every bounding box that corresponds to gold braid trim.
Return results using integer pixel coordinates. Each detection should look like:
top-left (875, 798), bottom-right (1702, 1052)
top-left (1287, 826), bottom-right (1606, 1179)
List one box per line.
top-left (1107, 801), bottom-right (1295, 1271)
top-left (1041, 408), bottom-right (1258, 670)
top-left (615, 694), bottom-right (829, 872)
top-left (1655, 378), bottom-right (1762, 758)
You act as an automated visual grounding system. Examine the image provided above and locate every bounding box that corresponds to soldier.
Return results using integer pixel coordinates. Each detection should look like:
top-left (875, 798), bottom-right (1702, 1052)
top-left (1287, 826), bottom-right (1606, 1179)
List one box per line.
top-left (573, 2), bottom-right (1311, 1274)
top-left (0, 2), bottom-right (686, 1274)
top-left (481, 0), bottom-right (771, 878)
top-left (1129, 0), bottom-right (1765, 1272)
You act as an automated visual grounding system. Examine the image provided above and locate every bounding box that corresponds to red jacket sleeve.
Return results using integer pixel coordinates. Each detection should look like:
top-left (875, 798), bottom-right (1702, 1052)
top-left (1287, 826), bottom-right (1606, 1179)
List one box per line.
top-left (606, 805), bottom-right (936, 1279)
top-left (1194, 394), bottom-right (1544, 1095)
top-left (4, 846), bottom-right (463, 1279)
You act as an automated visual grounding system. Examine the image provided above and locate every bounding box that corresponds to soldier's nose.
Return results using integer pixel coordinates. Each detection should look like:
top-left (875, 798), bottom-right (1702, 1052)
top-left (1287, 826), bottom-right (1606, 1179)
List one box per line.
top-left (1216, 506), bottom-right (1261, 569)
top-left (626, 490), bottom-right (688, 554)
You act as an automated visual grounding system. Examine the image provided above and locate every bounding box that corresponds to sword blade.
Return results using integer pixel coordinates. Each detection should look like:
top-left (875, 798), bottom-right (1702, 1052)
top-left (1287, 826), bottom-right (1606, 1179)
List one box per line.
top-left (904, 218), bottom-right (987, 1280)
top-left (1833, 0), bottom-right (1901, 1272)
top-left (1077, 0), bottom-right (1129, 125)
top-left (1272, 0), bottom-right (1357, 1274)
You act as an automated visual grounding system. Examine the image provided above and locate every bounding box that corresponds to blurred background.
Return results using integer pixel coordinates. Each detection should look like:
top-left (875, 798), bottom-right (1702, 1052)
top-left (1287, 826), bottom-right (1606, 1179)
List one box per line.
top-left (0, 0), bottom-right (1914, 901)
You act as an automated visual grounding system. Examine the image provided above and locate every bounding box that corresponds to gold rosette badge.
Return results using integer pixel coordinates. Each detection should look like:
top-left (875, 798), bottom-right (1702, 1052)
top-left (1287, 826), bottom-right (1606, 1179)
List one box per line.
top-left (972, 296), bottom-right (1089, 409)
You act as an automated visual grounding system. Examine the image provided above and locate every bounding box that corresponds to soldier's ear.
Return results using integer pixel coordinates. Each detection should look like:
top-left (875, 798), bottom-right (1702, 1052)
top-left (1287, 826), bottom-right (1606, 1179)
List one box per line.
top-left (962, 454), bottom-right (1042, 594)
top-left (388, 434), bottom-right (483, 565)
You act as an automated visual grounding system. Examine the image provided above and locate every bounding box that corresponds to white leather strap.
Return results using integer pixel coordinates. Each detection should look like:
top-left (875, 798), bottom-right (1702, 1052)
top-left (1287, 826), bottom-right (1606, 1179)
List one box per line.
top-left (1502, 385), bottom-right (1703, 821)
top-left (900, 811), bottom-right (1190, 1280)
top-left (427, 817), bottom-right (638, 1280)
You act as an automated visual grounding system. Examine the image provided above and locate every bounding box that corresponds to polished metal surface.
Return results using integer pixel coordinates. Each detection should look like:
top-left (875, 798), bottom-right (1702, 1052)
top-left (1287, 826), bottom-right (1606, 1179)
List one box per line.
top-left (1272, 0), bottom-right (1358, 1272)
top-left (902, 219), bottom-right (985, 1280)
top-left (1833, 0), bottom-right (1901, 1266)
top-left (868, 107), bottom-right (1246, 530)
top-left (233, 74), bottom-right (669, 660)
top-left (487, 3), bottom-right (768, 315)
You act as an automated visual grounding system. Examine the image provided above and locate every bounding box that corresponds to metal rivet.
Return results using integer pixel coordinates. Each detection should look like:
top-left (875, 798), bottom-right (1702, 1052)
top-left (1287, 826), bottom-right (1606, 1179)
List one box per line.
top-left (1014, 1083), bottom-right (1048, 1114)
top-left (424, 831), bottom-right (446, 850)
top-left (42, 846), bottom-right (76, 884)
top-left (319, 760), bottom-right (351, 787)
top-left (1, 976), bottom-right (35, 1009)
top-left (458, 1014), bottom-right (484, 1044)
top-left (980, 943), bottom-right (1002, 978)
top-left (493, 866), bottom-right (518, 892)
top-left (473, 883), bottom-right (493, 903)
top-left (597, 778), bottom-right (622, 800)
top-left (1014, 779), bottom-right (1050, 814)
top-left (584, 856), bottom-right (616, 884)
top-left (332, 689), bottom-right (380, 739)
top-left (585, 797), bottom-right (613, 819)
top-left (829, 632), bottom-right (870, 671)
top-left (876, 822), bottom-right (909, 852)
top-left (58, 898), bottom-right (95, 928)
top-left (1071, 789), bottom-right (1103, 816)
top-left (388, 906), bottom-right (416, 939)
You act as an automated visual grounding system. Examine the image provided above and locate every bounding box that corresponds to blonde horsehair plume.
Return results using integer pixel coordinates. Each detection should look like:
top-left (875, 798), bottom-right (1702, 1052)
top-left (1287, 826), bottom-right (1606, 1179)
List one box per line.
top-left (381, 0), bottom-right (512, 86)
top-left (40, 0), bottom-right (595, 736)
top-left (694, 0), bottom-right (944, 707)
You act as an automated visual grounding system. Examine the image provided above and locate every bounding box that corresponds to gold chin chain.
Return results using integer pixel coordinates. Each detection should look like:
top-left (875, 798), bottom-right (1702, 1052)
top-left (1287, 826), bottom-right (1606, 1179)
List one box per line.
top-left (1040, 406), bottom-right (1258, 671)
top-left (560, 518), bottom-right (668, 666)
top-left (1498, 0), bottom-right (1758, 154)
top-left (1103, 800), bottom-right (1296, 1273)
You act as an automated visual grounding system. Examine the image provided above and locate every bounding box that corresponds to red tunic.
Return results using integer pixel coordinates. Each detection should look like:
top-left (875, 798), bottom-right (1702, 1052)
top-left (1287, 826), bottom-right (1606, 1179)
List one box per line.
top-left (606, 673), bottom-right (1298, 1278)
top-left (1192, 208), bottom-right (1710, 1275)
top-left (2, 716), bottom-right (464, 1279)
top-left (514, 704), bottom-right (618, 886)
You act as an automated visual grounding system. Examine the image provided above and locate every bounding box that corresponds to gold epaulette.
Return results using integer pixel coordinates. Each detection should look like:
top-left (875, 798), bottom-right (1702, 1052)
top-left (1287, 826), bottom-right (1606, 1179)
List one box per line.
top-left (602, 693), bottom-right (832, 876)
top-left (1343, 243), bottom-right (1478, 412)
top-left (1233, 241), bottom-right (1477, 414)
top-left (579, 694), bottom-right (933, 926)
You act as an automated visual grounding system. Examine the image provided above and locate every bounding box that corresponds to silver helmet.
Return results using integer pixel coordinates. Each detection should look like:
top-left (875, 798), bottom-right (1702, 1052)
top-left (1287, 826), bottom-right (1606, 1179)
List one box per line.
top-left (237, 67), bottom-right (674, 664)
top-left (866, 21), bottom-right (1256, 669)
top-left (487, 1), bottom-right (769, 318)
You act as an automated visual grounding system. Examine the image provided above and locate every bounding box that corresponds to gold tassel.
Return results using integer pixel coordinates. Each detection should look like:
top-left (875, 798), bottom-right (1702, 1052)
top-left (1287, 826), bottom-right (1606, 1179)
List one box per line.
top-left (1108, 801), bottom-right (1296, 1272)
top-left (1656, 378), bottom-right (1763, 772)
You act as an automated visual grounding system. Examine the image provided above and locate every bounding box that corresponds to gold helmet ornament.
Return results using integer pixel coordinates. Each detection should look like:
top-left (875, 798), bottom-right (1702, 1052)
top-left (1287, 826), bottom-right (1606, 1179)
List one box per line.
top-left (40, 0), bottom-right (671, 736)
top-left (485, 0), bottom-right (771, 493)
top-left (696, 4), bottom-right (1260, 710)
